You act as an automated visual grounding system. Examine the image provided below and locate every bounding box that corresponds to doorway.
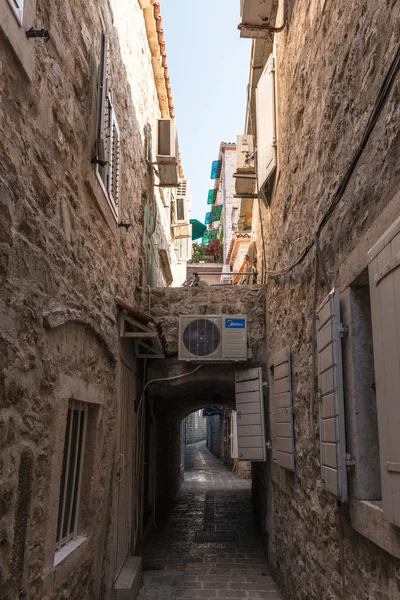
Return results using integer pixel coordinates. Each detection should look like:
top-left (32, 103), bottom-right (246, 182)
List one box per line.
top-left (114, 360), bottom-right (135, 577)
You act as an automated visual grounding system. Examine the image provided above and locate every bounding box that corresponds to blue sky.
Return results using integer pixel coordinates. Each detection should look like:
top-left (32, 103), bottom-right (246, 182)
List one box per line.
top-left (160, 0), bottom-right (251, 223)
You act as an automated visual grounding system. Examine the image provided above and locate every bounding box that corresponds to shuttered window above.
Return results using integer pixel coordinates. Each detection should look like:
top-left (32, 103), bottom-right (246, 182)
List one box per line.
top-left (207, 189), bottom-right (217, 204)
top-left (210, 160), bottom-right (222, 180)
top-left (202, 230), bottom-right (218, 244)
top-left (235, 368), bottom-right (266, 462)
top-left (174, 236), bottom-right (191, 262)
top-left (317, 288), bottom-right (347, 501)
top-left (256, 55), bottom-right (277, 190)
top-left (368, 215), bottom-right (400, 526)
top-left (270, 348), bottom-right (295, 471)
top-left (210, 204), bottom-right (223, 222)
top-left (95, 35), bottom-right (120, 219)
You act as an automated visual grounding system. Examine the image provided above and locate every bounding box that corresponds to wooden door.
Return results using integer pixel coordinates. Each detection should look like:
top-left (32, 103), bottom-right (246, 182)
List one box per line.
top-left (115, 361), bottom-right (135, 577)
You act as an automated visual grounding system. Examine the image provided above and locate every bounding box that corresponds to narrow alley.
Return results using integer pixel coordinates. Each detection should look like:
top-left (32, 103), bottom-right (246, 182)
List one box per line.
top-left (1, 0), bottom-right (400, 598)
top-left (138, 442), bottom-right (283, 600)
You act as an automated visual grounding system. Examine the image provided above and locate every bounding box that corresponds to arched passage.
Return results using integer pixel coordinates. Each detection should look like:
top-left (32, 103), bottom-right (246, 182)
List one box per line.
top-left (148, 365), bottom-right (237, 522)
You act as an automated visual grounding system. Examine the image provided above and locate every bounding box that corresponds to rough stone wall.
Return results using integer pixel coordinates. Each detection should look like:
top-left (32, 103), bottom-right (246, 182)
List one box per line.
top-left (185, 411), bottom-right (207, 445)
top-left (251, 1), bottom-right (400, 599)
top-left (0, 0), bottom-right (180, 598)
top-left (145, 285), bottom-right (267, 361)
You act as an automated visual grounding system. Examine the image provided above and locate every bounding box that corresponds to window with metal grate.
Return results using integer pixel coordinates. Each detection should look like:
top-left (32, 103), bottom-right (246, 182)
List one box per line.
top-left (56, 401), bottom-right (88, 551)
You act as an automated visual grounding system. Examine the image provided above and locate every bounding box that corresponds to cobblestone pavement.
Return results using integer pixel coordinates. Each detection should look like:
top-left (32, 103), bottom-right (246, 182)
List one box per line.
top-left (138, 441), bottom-right (283, 599)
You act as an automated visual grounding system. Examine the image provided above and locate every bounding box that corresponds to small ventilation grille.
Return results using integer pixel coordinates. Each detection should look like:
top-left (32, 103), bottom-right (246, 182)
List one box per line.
top-left (177, 180), bottom-right (187, 197)
top-left (183, 319), bottom-right (220, 357)
top-left (194, 531), bottom-right (239, 543)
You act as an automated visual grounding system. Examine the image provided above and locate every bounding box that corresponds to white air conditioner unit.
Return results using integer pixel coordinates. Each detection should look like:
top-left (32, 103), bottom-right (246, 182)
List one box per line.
top-left (235, 135), bottom-right (256, 196)
top-left (236, 135), bottom-right (255, 172)
top-left (239, 0), bottom-right (274, 39)
top-left (172, 178), bottom-right (190, 226)
top-left (157, 118), bottom-right (179, 187)
top-left (179, 315), bottom-right (249, 362)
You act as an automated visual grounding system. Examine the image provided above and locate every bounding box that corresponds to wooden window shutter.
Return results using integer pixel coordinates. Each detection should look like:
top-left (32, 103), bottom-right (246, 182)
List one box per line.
top-left (96, 34), bottom-right (109, 162)
top-left (235, 367), bottom-right (266, 462)
top-left (230, 411), bottom-right (238, 459)
top-left (317, 288), bottom-right (347, 501)
top-left (368, 216), bottom-right (400, 526)
top-left (272, 348), bottom-right (295, 471)
top-left (110, 111), bottom-right (120, 208)
top-left (7, 0), bottom-right (24, 25)
top-left (256, 54), bottom-right (277, 190)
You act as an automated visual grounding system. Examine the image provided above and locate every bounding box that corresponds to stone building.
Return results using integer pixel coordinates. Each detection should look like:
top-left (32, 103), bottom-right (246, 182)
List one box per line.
top-left (237, 0), bottom-right (400, 598)
top-left (205, 143), bottom-right (237, 269)
top-left (206, 139), bottom-right (257, 284)
top-left (184, 409), bottom-right (207, 445)
top-left (0, 0), bottom-right (191, 598)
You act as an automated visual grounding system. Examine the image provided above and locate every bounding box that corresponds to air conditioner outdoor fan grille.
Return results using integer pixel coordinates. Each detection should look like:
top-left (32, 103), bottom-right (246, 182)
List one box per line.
top-left (183, 319), bottom-right (220, 357)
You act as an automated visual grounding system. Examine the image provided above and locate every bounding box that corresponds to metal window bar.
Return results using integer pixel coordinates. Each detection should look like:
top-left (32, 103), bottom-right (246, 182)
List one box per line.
top-left (56, 401), bottom-right (88, 551)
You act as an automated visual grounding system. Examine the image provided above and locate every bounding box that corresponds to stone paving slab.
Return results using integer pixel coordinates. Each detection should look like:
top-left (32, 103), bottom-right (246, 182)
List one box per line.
top-left (137, 441), bottom-right (283, 600)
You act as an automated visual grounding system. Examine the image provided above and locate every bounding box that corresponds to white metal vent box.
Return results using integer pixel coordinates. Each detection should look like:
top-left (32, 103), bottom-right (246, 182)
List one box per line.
top-left (179, 315), bottom-right (248, 362)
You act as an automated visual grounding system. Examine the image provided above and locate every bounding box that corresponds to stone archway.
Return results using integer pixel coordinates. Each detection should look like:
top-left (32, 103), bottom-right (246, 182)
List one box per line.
top-left (146, 363), bottom-right (237, 522)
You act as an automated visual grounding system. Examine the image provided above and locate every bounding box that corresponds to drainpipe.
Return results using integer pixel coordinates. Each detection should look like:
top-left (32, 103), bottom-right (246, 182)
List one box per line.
top-left (138, 0), bottom-right (170, 118)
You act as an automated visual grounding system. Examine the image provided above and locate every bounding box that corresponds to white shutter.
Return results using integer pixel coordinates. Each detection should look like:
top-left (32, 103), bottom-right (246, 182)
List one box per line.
top-left (256, 55), bottom-right (277, 189)
top-left (317, 288), bottom-right (347, 501)
top-left (7, 0), bottom-right (24, 25)
top-left (175, 237), bottom-right (191, 262)
top-left (272, 348), bottom-right (295, 471)
top-left (96, 34), bottom-right (109, 162)
top-left (235, 368), bottom-right (266, 462)
top-left (368, 216), bottom-right (400, 526)
top-left (230, 411), bottom-right (238, 459)
top-left (109, 109), bottom-right (120, 209)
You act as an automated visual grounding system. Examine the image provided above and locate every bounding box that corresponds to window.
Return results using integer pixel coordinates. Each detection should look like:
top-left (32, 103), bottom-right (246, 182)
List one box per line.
top-left (347, 271), bottom-right (381, 501)
top-left (345, 215), bottom-right (400, 556)
top-left (256, 54), bottom-right (277, 190)
top-left (231, 207), bottom-right (238, 230)
top-left (7, 0), bottom-right (24, 24)
top-left (1, 0), bottom-right (36, 81)
top-left (175, 237), bottom-right (191, 262)
top-left (176, 197), bottom-right (186, 223)
top-left (56, 401), bottom-right (88, 551)
top-left (367, 216), bottom-right (400, 527)
top-left (95, 34), bottom-right (121, 218)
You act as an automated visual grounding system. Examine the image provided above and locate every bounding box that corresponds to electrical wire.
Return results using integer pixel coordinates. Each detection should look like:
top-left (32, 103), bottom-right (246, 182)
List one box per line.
top-left (267, 41), bottom-right (400, 278)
